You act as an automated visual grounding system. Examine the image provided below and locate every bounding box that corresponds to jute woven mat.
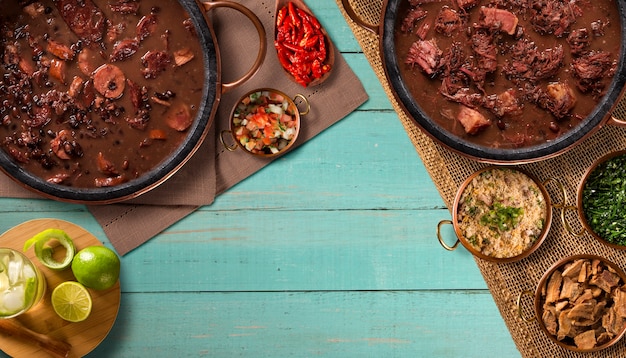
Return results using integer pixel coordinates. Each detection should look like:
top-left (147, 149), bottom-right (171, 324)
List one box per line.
top-left (337, 0), bottom-right (626, 356)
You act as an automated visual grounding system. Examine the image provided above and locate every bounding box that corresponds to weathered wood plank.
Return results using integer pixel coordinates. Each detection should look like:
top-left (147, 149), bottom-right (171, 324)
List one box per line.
top-left (86, 290), bottom-right (520, 357)
top-left (123, 208), bottom-right (482, 292)
top-left (0, 208), bottom-right (481, 292)
top-left (343, 53), bottom-right (395, 110)
top-left (214, 110), bottom-right (445, 211)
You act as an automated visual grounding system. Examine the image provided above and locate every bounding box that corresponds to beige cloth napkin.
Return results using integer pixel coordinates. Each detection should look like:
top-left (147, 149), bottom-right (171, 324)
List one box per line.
top-left (0, 1), bottom-right (369, 255)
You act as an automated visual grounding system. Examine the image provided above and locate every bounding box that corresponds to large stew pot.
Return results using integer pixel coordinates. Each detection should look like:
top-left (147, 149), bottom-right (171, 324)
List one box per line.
top-left (341, 0), bottom-right (626, 164)
top-left (0, 0), bottom-right (266, 204)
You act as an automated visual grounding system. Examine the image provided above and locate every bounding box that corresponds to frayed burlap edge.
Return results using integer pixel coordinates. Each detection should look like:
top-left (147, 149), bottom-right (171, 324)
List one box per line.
top-left (337, 1), bottom-right (626, 357)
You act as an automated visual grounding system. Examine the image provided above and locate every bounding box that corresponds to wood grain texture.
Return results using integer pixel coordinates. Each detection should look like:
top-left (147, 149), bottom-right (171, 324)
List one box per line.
top-left (0, 1), bottom-right (521, 356)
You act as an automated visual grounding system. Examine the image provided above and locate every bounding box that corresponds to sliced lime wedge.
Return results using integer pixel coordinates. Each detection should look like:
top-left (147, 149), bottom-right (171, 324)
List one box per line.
top-left (23, 277), bottom-right (36, 307)
top-left (51, 281), bottom-right (92, 322)
top-left (23, 229), bottom-right (76, 270)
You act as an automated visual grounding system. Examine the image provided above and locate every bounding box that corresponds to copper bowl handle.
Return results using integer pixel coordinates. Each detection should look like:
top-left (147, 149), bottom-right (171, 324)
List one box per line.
top-left (543, 178), bottom-right (586, 236)
top-left (561, 205), bottom-right (586, 237)
top-left (340, 0), bottom-right (379, 34)
top-left (516, 290), bottom-right (536, 323)
top-left (437, 220), bottom-right (460, 251)
top-left (542, 178), bottom-right (567, 209)
top-left (202, 1), bottom-right (267, 94)
top-left (219, 130), bottom-right (238, 152)
top-left (293, 94), bottom-right (311, 116)
top-left (542, 177), bottom-right (586, 237)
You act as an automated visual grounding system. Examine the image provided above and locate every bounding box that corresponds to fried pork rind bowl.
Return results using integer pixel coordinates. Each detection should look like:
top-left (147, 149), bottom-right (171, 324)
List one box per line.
top-left (437, 166), bottom-right (554, 263)
top-left (517, 254), bottom-right (626, 352)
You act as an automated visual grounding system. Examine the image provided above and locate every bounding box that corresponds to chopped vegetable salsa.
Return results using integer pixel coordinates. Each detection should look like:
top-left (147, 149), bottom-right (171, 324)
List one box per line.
top-left (233, 90), bottom-right (298, 155)
top-left (582, 153), bottom-right (626, 246)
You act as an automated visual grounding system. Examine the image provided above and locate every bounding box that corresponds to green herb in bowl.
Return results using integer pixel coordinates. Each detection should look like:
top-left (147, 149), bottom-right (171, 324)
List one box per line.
top-left (581, 153), bottom-right (626, 246)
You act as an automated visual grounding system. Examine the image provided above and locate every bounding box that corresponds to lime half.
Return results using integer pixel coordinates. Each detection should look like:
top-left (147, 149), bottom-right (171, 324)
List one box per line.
top-left (51, 281), bottom-right (92, 322)
top-left (23, 229), bottom-right (76, 270)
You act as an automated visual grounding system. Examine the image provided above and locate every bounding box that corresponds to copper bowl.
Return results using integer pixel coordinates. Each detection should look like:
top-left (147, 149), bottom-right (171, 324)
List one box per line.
top-left (560, 150), bottom-right (626, 250)
top-left (517, 254), bottom-right (626, 352)
top-left (220, 88), bottom-right (310, 158)
top-left (437, 166), bottom-right (556, 263)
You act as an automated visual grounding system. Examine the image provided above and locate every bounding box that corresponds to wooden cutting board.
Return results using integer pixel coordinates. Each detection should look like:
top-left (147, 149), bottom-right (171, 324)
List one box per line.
top-left (0, 219), bottom-right (120, 357)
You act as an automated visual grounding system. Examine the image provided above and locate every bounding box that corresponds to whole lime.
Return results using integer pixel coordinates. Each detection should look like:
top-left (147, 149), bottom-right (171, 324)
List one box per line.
top-left (71, 246), bottom-right (120, 290)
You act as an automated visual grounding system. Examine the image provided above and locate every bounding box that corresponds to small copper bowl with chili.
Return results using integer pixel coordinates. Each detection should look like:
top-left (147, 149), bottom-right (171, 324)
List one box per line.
top-left (560, 150), bottom-right (626, 250)
top-left (437, 166), bottom-right (558, 263)
top-left (220, 88), bottom-right (310, 158)
top-left (516, 254), bottom-right (626, 352)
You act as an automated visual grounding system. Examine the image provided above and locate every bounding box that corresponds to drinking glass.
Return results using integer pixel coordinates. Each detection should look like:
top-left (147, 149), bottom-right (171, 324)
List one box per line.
top-left (0, 248), bottom-right (46, 318)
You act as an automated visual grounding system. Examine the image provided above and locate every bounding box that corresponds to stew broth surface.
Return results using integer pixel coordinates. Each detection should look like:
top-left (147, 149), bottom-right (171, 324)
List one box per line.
top-left (0, 0), bottom-right (205, 188)
top-left (394, 0), bottom-right (621, 149)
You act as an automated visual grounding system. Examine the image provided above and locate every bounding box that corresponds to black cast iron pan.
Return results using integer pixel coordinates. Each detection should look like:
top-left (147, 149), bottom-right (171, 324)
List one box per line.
top-left (342, 0), bottom-right (626, 164)
top-left (0, 0), bottom-right (266, 204)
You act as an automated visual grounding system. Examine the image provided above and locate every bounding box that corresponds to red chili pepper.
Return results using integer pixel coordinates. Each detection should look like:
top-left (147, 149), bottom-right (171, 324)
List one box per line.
top-left (317, 36), bottom-right (327, 61)
top-left (276, 6), bottom-right (287, 27)
top-left (301, 18), bottom-right (314, 37)
top-left (277, 53), bottom-right (291, 70)
top-left (274, 2), bottom-right (330, 87)
top-left (300, 34), bottom-right (318, 49)
top-left (311, 59), bottom-right (322, 79)
top-left (288, 2), bottom-right (300, 28)
top-left (295, 8), bottom-right (321, 30)
top-left (281, 41), bottom-right (302, 53)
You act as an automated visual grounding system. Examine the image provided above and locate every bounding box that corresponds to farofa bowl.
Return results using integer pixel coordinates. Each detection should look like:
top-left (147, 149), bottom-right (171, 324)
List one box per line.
top-left (517, 254), bottom-right (626, 352)
top-left (437, 166), bottom-right (553, 263)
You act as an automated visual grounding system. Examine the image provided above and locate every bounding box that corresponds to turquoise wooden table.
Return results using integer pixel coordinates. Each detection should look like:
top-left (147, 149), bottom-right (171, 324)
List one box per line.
top-left (0, 1), bottom-right (521, 357)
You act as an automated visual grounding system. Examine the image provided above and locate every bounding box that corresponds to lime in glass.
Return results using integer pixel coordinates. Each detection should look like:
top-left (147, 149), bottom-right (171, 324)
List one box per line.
top-left (0, 248), bottom-right (46, 318)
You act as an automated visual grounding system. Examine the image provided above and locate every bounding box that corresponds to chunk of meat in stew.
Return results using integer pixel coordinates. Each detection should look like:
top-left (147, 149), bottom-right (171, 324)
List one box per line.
top-left (457, 105), bottom-right (490, 134)
top-left (54, 0), bottom-right (106, 44)
top-left (405, 39), bottom-right (442, 76)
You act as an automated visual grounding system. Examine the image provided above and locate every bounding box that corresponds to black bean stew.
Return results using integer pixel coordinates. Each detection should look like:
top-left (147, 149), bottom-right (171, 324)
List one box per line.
top-left (0, 0), bottom-right (205, 188)
top-left (395, 0), bottom-right (621, 149)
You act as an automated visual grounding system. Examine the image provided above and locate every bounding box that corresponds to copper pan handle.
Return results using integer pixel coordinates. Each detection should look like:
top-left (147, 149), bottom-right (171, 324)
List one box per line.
top-left (608, 115), bottom-right (626, 127)
top-left (201, 1), bottom-right (267, 94)
top-left (340, 0), bottom-right (379, 35)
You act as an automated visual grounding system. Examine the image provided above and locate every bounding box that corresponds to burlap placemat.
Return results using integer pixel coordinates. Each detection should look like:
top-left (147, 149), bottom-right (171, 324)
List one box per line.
top-left (0, 1), bottom-right (368, 256)
top-left (338, 0), bottom-right (626, 357)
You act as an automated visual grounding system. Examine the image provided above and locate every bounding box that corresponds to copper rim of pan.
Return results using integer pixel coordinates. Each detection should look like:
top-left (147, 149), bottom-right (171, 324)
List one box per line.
top-left (576, 149), bottom-right (626, 250)
top-left (450, 166), bottom-right (553, 263)
top-left (532, 254), bottom-right (626, 352)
